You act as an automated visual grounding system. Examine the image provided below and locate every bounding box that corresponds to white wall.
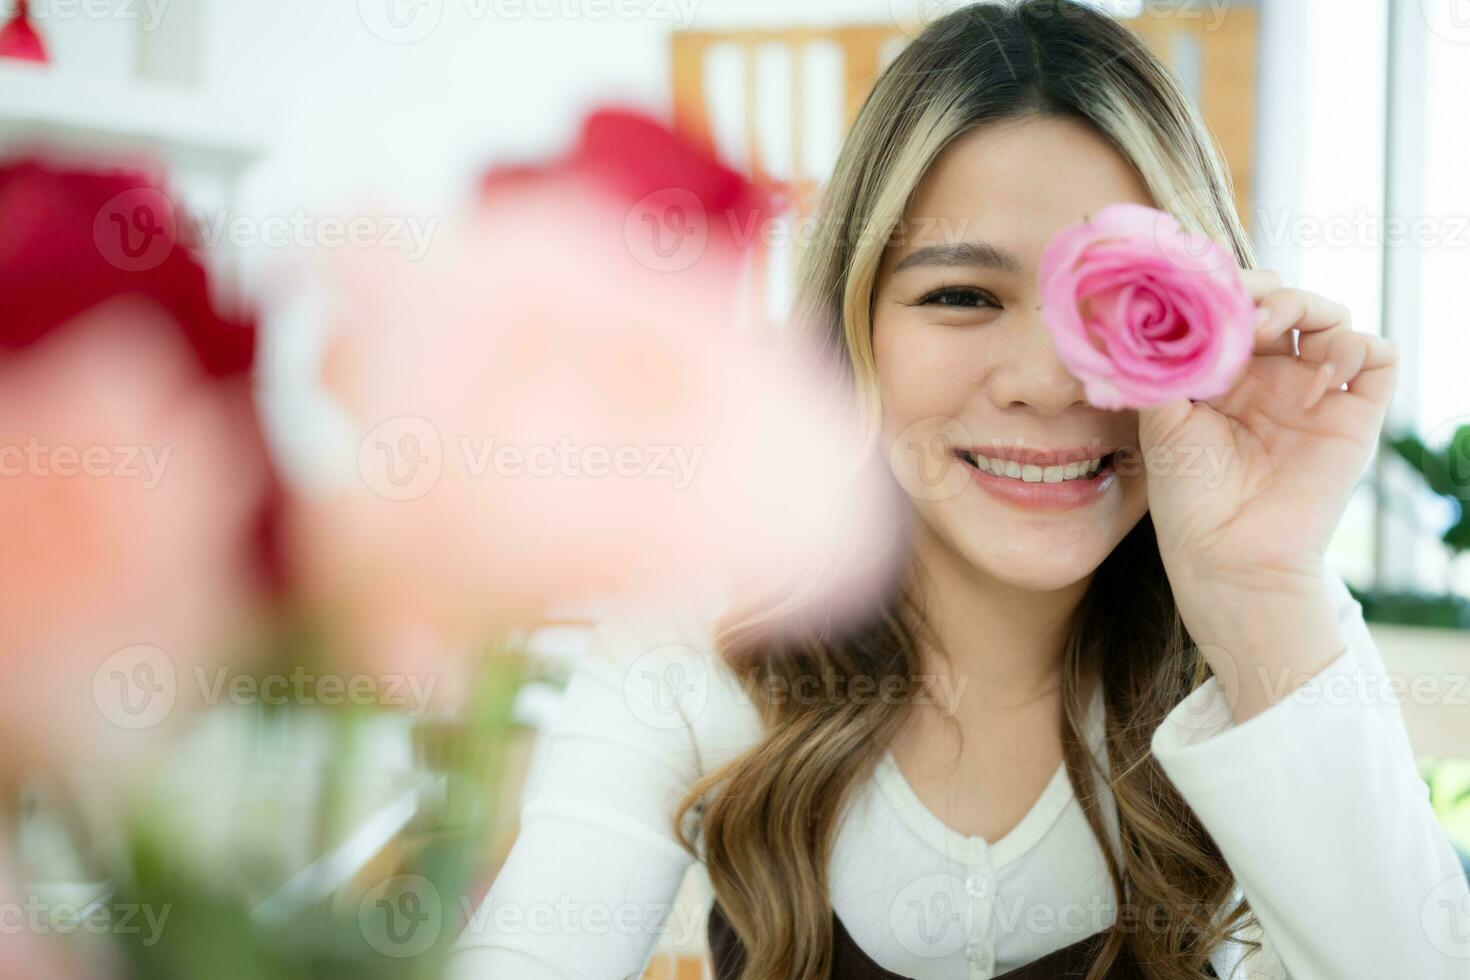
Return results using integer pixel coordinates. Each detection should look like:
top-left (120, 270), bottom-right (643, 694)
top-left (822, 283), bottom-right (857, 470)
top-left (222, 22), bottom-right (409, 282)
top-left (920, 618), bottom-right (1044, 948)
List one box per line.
top-left (207, 0), bottom-right (908, 212)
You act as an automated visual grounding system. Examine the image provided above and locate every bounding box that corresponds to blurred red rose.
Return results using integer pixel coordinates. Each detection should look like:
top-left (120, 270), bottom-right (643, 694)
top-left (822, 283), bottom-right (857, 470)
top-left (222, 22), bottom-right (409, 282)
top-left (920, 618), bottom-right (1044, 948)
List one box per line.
top-left (0, 0), bottom-right (47, 64)
top-left (0, 157), bottom-right (255, 377)
top-left (482, 107), bottom-right (773, 277)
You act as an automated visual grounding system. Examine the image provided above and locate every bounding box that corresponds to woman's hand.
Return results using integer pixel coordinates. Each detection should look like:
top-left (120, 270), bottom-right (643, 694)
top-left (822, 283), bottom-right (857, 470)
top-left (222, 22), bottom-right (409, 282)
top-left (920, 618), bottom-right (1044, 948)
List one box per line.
top-left (1137, 269), bottom-right (1398, 720)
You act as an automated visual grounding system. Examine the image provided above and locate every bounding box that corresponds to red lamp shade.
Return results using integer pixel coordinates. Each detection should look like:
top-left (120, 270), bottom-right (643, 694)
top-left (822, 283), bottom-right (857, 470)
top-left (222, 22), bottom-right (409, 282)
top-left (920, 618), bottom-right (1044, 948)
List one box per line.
top-left (0, 0), bottom-right (48, 64)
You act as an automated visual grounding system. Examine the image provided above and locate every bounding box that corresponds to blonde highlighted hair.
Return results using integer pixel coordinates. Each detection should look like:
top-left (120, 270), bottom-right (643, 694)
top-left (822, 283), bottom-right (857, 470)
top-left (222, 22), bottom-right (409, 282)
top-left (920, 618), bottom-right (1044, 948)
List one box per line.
top-left (677, 3), bottom-right (1259, 977)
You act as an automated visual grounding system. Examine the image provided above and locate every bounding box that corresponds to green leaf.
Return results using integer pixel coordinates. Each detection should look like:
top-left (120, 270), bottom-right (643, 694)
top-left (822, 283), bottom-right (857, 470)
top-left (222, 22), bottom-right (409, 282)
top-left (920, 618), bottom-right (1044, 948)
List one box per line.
top-left (1386, 433), bottom-right (1464, 499)
top-left (1444, 510), bottom-right (1470, 555)
top-left (1448, 426), bottom-right (1470, 501)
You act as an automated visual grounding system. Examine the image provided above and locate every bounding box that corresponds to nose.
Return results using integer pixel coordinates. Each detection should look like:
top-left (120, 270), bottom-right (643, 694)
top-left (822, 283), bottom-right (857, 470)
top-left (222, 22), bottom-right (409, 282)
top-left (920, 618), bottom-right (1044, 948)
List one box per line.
top-left (985, 311), bottom-right (1088, 415)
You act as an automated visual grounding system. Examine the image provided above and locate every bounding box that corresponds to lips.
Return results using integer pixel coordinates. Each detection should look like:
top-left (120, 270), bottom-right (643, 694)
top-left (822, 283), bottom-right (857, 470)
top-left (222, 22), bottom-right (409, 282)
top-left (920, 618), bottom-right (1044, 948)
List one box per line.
top-left (952, 445), bottom-right (1124, 510)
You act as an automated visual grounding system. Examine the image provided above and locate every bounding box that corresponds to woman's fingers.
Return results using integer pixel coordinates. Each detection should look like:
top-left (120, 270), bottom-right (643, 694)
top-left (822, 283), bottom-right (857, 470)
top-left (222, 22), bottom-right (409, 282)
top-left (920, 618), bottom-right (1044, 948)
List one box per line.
top-left (1338, 332), bottom-right (1398, 408)
top-left (1251, 286), bottom-right (1353, 358)
top-left (1240, 269), bottom-right (1353, 359)
top-left (1301, 330), bottom-right (1398, 410)
top-left (1231, 271), bottom-right (1396, 412)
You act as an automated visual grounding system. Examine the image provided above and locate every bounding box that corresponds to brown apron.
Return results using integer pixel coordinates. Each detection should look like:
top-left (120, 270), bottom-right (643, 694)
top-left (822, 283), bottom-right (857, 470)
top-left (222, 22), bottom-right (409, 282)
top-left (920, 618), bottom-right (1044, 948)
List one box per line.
top-left (706, 899), bottom-right (1157, 979)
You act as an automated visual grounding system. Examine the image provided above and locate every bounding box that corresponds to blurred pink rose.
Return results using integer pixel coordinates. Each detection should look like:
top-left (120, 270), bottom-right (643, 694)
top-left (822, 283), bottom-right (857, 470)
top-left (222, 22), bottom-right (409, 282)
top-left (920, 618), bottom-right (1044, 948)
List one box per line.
top-left (0, 303), bottom-right (271, 778)
top-left (290, 111), bottom-right (902, 686)
top-left (1037, 202), bottom-right (1255, 409)
top-left (0, 158), bottom-right (280, 782)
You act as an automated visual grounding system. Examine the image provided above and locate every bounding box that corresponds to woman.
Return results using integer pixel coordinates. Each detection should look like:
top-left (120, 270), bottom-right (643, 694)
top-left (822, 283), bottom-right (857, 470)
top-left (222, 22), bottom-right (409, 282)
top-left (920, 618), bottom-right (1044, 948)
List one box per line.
top-left (451, 2), bottom-right (1470, 977)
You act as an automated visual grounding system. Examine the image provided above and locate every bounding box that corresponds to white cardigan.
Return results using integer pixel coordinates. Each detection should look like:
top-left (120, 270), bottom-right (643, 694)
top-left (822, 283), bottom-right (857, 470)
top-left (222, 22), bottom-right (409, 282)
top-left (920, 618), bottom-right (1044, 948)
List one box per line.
top-left (449, 568), bottom-right (1470, 979)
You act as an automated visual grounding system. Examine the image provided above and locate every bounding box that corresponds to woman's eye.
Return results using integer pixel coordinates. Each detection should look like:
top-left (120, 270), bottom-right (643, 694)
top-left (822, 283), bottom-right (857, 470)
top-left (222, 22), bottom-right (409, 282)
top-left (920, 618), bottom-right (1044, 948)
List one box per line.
top-left (917, 287), bottom-right (997, 309)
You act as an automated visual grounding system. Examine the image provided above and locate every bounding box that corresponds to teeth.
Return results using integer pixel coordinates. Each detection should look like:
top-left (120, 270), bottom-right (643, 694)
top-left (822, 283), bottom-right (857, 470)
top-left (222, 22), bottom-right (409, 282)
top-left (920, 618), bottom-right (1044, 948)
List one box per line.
top-left (967, 453), bottom-right (1105, 482)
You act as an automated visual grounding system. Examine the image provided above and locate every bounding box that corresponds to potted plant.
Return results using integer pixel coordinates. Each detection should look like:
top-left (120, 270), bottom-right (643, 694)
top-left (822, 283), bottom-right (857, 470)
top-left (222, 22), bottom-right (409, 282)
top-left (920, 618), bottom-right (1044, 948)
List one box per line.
top-left (1351, 424), bottom-right (1470, 629)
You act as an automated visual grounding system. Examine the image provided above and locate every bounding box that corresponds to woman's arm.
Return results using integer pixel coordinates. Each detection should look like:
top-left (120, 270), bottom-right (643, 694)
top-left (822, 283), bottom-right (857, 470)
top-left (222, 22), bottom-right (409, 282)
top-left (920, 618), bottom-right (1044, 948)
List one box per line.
top-left (447, 611), bottom-right (757, 979)
top-left (1130, 269), bottom-right (1468, 974)
top-left (1153, 567), bottom-right (1470, 979)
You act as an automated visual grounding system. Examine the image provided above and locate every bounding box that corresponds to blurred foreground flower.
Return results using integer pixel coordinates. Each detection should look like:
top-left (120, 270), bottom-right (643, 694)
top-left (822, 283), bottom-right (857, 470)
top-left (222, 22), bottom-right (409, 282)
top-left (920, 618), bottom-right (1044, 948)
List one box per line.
top-left (0, 112), bottom-right (903, 980)
top-left (0, 158), bottom-right (280, 783)
top-left (291, 108), bottom-right (903, 684)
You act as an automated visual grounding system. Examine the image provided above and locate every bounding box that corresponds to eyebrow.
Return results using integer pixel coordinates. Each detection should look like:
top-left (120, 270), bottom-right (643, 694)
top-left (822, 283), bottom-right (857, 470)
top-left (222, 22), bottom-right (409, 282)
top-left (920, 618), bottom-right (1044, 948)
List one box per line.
top-left (891, 241), bottom-right (1025, 275)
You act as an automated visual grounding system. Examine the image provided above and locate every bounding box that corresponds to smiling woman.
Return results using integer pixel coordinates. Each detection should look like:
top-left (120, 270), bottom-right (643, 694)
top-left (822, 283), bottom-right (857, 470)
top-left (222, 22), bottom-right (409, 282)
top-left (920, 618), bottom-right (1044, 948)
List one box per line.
top-left (874, 116), bottom-right (1156, 593)
top-left (448, 3), bottom-right (1469, 979)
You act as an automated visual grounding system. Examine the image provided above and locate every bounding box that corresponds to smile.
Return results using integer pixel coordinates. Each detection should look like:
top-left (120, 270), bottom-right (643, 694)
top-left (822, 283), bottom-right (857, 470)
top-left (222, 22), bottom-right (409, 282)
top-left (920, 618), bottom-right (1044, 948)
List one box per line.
top-left (957, 450), bottom-right (1113, 483)
top-left (953, 446), bottom-right (1122, 511)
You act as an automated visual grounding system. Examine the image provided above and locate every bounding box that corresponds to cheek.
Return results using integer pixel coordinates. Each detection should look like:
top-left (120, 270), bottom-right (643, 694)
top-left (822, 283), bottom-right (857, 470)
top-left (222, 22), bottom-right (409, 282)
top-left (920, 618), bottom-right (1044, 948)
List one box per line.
top-left (872, 313), bottom-right (1000, 429)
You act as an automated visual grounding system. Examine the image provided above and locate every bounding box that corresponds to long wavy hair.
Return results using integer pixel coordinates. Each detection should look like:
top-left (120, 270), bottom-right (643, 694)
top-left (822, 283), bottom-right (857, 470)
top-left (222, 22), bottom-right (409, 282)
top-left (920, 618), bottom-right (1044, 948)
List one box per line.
top-left (675, 3), bottom-right (1261, 978)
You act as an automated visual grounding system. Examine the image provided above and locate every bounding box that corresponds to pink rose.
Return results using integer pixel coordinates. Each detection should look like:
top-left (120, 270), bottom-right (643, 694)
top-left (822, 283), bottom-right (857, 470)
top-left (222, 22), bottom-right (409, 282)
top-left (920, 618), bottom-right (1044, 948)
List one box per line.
top-left (1037, 202), bottom-right (1256, 409)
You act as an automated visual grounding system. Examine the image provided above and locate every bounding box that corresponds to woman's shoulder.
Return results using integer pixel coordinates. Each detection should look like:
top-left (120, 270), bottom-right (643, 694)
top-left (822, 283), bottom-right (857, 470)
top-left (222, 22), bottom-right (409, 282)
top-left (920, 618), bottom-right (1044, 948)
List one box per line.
top-left (552, 600), bottom-right (765, 773)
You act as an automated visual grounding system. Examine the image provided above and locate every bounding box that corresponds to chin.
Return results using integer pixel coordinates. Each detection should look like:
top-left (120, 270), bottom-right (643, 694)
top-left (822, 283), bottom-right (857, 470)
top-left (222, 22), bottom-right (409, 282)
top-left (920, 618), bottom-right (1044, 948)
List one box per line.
top-left (907, 474), bottom-right (1149, 595)
top-left (940, 515), bottom-right (1123, 592)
